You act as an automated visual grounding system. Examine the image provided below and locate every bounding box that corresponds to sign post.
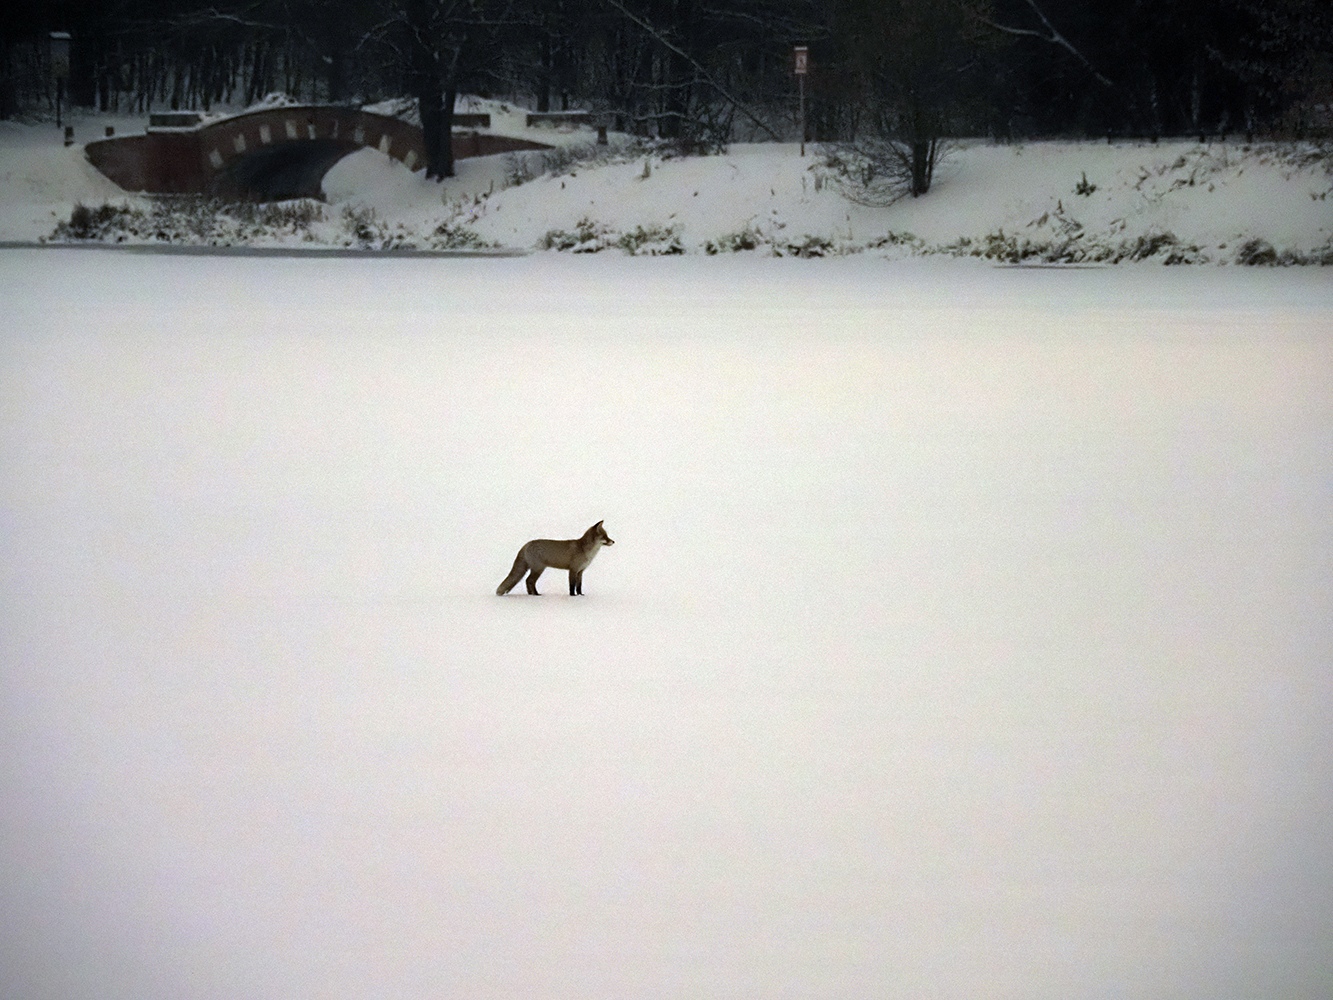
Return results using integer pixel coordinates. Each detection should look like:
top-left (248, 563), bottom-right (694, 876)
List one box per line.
top-left (49, 32), bottom-right (71, 130)
top-left (793, 45), bottom-right (809, 157)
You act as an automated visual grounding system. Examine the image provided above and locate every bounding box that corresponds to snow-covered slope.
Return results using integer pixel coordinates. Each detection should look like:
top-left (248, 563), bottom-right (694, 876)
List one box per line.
top-left (0, 115), bottom-right (148, 241)
top-left (437, 139), bottom-right (1332, 261)
top-left (3, 99), bottom-right (1330, 261)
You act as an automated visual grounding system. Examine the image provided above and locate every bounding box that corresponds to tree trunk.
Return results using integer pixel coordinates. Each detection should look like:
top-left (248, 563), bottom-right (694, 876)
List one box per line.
top-left (405, 0), bottom-right (456, 180)
top-left (416, 81), bottom-right (456, 180)
top-left (538, 35), bottom-right (552, 112)
top-left (417, 82), bottom-right (442, 178)
top-left (0, 46), bottom-right (14, 120)
top-left (663, 0), bottom-right (696, 140)
top-left (439, 86), bottom-right (456, 179)
top-left (170, 66), bottom-right (182, 111)
top-left (905, 104), bottom-right (938, 197)
top-left (326, 49), bottom-right (345, 103)
top-left (909, 137), bottom-right (932, 196)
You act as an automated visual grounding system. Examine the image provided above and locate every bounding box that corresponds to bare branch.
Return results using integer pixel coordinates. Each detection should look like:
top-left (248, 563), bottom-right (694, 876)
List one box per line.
top-left (597, 0), bottom-right (780, 140)
top-left (967, 0), bottom-right (1113, 88)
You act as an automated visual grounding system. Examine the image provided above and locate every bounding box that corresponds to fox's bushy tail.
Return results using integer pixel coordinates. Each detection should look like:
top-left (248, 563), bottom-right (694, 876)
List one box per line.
top-left (496, 554), bottom-right (526, 595)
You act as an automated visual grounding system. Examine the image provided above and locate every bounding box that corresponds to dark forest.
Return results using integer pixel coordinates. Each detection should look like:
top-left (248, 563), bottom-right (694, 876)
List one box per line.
top-left (4, 1), bottom-right (1330, 147)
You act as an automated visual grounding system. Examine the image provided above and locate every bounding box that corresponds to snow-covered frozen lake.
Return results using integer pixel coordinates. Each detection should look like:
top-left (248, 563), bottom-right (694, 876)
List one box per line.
top-left (2, 250), bottom-right (1331, 1000)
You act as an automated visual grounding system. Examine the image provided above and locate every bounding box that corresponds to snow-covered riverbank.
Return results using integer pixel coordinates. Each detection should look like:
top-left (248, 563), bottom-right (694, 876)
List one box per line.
top-left (4, 101), bottom-right (1330, 261)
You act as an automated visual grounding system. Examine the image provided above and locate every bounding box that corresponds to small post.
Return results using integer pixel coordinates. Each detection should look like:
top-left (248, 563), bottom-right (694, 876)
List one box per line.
top-left (49, 32), bottom-right (71, 131)
top-left (793, 45), bottom-right (809, 157)
top-left (799, 73), bottom-right (806, 157)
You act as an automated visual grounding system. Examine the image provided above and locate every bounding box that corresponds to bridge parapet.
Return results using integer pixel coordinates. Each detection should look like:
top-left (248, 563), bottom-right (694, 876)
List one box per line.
top-left (199, 106), bottom-right (425, 174)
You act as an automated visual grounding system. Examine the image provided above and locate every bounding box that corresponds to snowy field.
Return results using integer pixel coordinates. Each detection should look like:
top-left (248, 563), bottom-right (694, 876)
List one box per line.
top-left (2, 249), bottom-right (1332, 1000)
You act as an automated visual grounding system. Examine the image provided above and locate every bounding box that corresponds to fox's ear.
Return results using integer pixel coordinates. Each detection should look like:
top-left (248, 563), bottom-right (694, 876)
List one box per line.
top-left (594, 520), bottom-right (604, 528)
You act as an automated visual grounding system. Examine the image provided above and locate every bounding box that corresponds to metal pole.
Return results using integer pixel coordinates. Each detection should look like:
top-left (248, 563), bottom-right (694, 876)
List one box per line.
top-left (799, 73), bottom-right (805, 157)
top-left (793, 45), bottom-right (809, 157)
top-left (50, 32), bottom-right (71, 132)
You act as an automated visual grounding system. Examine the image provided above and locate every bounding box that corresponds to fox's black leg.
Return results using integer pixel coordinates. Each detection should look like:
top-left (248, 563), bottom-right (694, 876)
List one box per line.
top-left (526, 567), bottom-right (544, 594)
top-left (569, 570), bottom-right (581, 596)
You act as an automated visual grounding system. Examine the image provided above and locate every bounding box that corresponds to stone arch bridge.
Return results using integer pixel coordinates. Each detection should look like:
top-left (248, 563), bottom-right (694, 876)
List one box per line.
top-left (85, 105), bottom-right (552, 200)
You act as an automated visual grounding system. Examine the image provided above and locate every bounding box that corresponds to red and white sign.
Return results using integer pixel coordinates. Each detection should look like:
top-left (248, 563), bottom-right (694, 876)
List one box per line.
top-left (794, 46), bottom-right (809, 76)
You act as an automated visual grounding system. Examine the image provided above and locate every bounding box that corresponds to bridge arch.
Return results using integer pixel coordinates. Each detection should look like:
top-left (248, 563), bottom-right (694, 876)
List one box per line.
top-left (199, 106), bottom-right (426, 199)
top-left (203, 107), bottom-right (425, 177)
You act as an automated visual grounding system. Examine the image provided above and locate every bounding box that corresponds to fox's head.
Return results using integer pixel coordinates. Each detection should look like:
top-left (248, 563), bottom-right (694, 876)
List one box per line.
top-left (588, 520), bottom-right (614, 546)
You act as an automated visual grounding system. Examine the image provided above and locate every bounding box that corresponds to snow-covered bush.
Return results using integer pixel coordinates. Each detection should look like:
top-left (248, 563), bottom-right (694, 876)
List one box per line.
top-left (940, 227), bottom-right (1209, 265)
top-left (503, 152), bottom-right (543, 187)
top-left (820, 138), bottom-right (952, 205)
top-left (428, 221), bottom-right (496, 251)
top-left (538, 217), bottom-right (614, 252)
top-left (1235, 238), bottom-right (1278, 265)
top-left (57, 202), bottom-right (140, 240)
top-left (866, 230), bottom-right (925, 252)
top-left (1121, 231), bottom-right (1184, 262)
top-left (537, 219), bottom-right (683, 255)
top-left (617, 224), bottom-right (683, 255)
top-left (772, 234), bottom-right (840, 258)
top-left (340, 205), bottom-right (382, 246)
top-left (338, 205), bottom-right (425, 250)
top-left (53, 198), bottom-right (325, 245)
top-left (704, 227), bottom-right (764, 254)
top-left (1232, 237), bottom-right (1333, 266)
top-left (505, 141), bottom-right (647, 188)
top-left (54, 196), bottom-right (495, 252)
top-left (538, 143), bottom-right (603, 177)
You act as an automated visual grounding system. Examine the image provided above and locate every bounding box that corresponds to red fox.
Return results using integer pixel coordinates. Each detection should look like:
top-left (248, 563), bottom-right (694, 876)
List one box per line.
top-left (496, 521), bottom-right (615, 596)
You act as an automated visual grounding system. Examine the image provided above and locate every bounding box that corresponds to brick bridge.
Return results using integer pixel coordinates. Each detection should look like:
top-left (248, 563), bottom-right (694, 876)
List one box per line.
top-left (85, 105), bottom-right (553, 199)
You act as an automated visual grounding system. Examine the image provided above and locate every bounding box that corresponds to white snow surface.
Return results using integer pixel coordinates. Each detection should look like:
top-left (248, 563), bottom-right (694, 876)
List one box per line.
top-left (443, 139), bottom-right (1333, 257)
top-left (2, 100), bottom-right (1330, 258)
top-left (2, 249), bottom-right (1331, 1000)
top-left (0, 113), bottom-right (148, 240)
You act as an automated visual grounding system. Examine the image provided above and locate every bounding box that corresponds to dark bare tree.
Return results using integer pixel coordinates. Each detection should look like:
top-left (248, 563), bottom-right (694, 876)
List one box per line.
top-left (824, 0), bottom-right (995, 196)
top-left (4, 0), bottom-right (1324, 144)
top-left (358, 0), bottom-right (525, 178)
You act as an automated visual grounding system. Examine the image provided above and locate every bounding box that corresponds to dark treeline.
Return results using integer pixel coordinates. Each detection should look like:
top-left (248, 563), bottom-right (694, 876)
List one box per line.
top-left (4, 1), bottom-right (1330, 176)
